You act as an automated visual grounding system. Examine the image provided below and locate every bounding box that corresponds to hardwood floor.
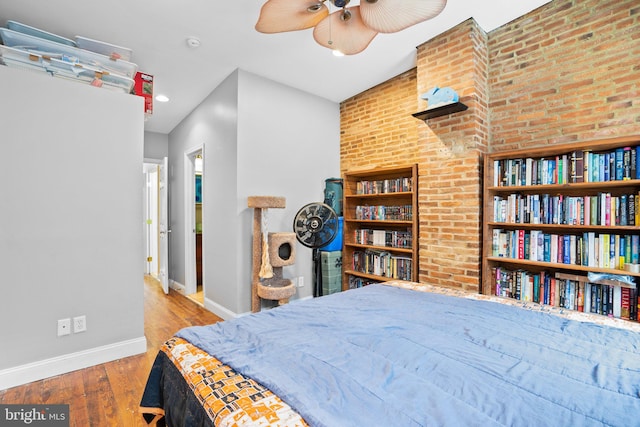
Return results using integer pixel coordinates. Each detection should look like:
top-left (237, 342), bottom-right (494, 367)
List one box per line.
top-left (0, 276), bottom-right (223, 426)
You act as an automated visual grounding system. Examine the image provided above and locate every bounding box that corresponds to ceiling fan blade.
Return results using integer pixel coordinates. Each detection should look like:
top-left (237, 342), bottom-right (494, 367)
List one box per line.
top-left (255, 0), bottom-right (329, 33)
top-left (313, 7), bottom-right (378, 55)
top-left (360, 0), bottom-right (447, 34)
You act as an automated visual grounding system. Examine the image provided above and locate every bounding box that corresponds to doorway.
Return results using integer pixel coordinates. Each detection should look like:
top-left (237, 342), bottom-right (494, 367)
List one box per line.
top-left (184, 146), bottom-right (205, 305)
top-left (143, 158), bottom-right (169, 294)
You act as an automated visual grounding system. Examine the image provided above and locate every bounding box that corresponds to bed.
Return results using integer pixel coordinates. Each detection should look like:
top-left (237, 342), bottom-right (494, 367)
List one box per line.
top-left (140, 281), bottom-right (640, 426)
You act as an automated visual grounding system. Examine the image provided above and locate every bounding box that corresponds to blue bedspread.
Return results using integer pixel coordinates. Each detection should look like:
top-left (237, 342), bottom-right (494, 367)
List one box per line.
top-left (177, 284), bottom-right (640, 427)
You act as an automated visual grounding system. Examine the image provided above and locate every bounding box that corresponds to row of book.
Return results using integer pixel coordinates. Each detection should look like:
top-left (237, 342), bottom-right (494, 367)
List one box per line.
top-left (352, 250), bottom-right (413, 281)
top-left (347, 276), bottom-right (379, 289)
top-left (355, 205), bottom-right (413, 221)
top-left (493, 192), bottom-right (638, 226)
top-left (493, 267), bottom-right (639, 321)
top-left (356, 177), bottom-right (412, 194)
top-left (492, 229), bottom-right (640, 269)
top-left (493, 146), bottom-right (640, 187)
top-left (353, 228), bottom-right (412, 249)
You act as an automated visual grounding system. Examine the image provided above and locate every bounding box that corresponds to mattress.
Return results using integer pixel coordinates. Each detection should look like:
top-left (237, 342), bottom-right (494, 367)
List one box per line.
top-left (140, 281), bottom-right (640, 426)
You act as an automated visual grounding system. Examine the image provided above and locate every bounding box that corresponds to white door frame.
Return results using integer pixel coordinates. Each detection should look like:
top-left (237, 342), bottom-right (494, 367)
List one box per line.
top-left (184, 144), bottom-right (204, 296)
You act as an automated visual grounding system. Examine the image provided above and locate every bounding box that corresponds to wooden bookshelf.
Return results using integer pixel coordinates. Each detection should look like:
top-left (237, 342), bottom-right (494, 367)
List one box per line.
top-left (482, 135), bottom-right (640, 321)
top-left (342, 164), bottom-right (419, 290)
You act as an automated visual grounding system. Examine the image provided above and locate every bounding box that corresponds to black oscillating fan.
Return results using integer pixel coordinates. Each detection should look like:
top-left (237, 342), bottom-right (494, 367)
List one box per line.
top-left (293, 202), bottom-right (338, 248)
top-left (292, 202), bottom-right (339, 296)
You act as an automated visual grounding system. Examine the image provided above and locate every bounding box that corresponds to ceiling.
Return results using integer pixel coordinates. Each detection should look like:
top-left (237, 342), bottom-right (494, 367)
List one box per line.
top-left (0, 0), bottom-right (551, 135)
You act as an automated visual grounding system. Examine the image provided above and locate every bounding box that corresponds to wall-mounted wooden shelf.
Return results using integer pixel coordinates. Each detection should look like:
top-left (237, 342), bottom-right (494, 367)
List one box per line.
top-left (412, 102), bottom-right (468, 120)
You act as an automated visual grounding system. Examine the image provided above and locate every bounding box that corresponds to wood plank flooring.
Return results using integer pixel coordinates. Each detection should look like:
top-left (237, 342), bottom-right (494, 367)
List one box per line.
top-left (0, 276), bottom-right (223, 426)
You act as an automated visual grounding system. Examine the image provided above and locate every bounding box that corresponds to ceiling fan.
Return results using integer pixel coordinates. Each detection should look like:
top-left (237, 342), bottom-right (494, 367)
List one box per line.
top-left (255, 0), bottom-right (447, 55)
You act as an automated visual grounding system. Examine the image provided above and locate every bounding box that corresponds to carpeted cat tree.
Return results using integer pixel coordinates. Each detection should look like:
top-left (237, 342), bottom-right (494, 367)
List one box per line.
top-left (248, 196), bottom-right (297, 312)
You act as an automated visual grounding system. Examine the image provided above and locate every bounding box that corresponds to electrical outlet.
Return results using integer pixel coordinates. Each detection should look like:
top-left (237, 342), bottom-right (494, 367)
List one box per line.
top-left (57, 318), bottom-right (71, 336)
top-left (73, 315), bottom-right (87, 333)
top-left (298, 276), bottom-right (304, 288)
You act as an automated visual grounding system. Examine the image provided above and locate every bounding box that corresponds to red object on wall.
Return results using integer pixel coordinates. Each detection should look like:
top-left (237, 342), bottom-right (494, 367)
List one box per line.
top-left (134, 72), bottom-right (153, 115)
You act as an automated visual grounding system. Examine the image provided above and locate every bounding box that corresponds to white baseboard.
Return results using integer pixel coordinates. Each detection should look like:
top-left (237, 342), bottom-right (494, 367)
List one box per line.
top-left (169, 279), bottom-right (185, 293)
top-left (204, 297), bottom-right (241, 320)
top-left (201, 295), bottom-right (314, 320)
top-left (0, 336), bottom-right (147, 391)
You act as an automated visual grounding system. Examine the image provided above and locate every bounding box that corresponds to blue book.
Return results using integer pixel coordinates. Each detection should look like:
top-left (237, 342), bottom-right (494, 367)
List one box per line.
top-left (544, 275), bottom-right (550, 305)
top-left (615, 148), bottom-right (624, 180)
top-left (632, 235), bottom-right (639, 264)
top-left (609, 152), bottom-right (615, 181)
top-left (624, 147), bottom-right (632, 180)
top-left (599, 154), bottom-right (605, 182)
top-left (544, 234), bottom-right (551, 262)
top-left (583, 232), bottom-right (590, 265)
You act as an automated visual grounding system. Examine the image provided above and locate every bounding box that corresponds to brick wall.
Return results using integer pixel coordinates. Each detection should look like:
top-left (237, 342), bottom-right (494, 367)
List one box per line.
top-left (340, 69), bottom-right (420, 173)
top-left (340, 0), bottom-right (640, 292)
top-left (413, 20), bottom-right (489, 291)
top-left (490, 0), bottom-right (640, 149)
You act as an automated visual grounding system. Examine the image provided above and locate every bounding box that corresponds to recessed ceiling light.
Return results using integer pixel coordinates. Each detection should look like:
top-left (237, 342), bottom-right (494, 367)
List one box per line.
top-left (155, 94), bottom-right (170, 103)
top-left (186, 37), bottom-right (201, 48)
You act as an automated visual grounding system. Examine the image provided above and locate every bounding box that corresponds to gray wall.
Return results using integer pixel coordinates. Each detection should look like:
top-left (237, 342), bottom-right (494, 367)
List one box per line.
top-left (144, 131), bottom-right (169, 160)
top-left (168, 70), bottom-right (240, 314)
top-left (168, 68), bottom-right (340, 316)
top-left (0, 66), bottom-right (146, 387)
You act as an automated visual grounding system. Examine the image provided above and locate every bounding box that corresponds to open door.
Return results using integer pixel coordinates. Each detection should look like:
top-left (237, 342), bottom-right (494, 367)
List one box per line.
top-left (158, 157), bottom-right (169, 294)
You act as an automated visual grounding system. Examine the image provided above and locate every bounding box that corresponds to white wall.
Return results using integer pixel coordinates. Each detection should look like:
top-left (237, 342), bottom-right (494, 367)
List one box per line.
top-left (168, 68), bottom-right (340, 317)
top-left (0, 66), bottom-right (146, 388)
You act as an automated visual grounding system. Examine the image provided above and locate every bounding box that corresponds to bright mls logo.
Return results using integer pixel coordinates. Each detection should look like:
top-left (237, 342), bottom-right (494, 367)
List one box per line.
top-left (0, 405), bottom-right (69, 426)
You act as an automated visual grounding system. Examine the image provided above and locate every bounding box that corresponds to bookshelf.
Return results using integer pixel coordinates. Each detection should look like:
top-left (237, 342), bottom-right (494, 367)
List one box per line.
top-left (482, 135), bottom-right (640, 322)
top-left (342, 164), bottom-right (419, 290)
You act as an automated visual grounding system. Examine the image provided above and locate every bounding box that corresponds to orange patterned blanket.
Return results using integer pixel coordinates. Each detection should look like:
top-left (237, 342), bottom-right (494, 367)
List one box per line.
top-left (140, 337), bottom-right (307, 426)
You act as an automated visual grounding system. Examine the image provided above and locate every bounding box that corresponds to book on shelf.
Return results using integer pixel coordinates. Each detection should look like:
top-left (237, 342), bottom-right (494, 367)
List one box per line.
top-left (492, 191), bottom-right (640, 226)
top-left (570, 150), bottom-right (584, 183)
top-left (356, 177), bottom-right (412, 194)
top-left (354, 228), bottom-right (412, 249)
top-left (355, 204), bottom-right (413, 221)
top-left (491, 229), bottom-right (640, 270)
top-left (493, 145), bottom-right (640, 187)
top-left (348, 276), bottom-right (380, 289)
top-left (492, 267), bottom-right (638, 320)
top-left (352, 249), bottom-right (413, 281)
